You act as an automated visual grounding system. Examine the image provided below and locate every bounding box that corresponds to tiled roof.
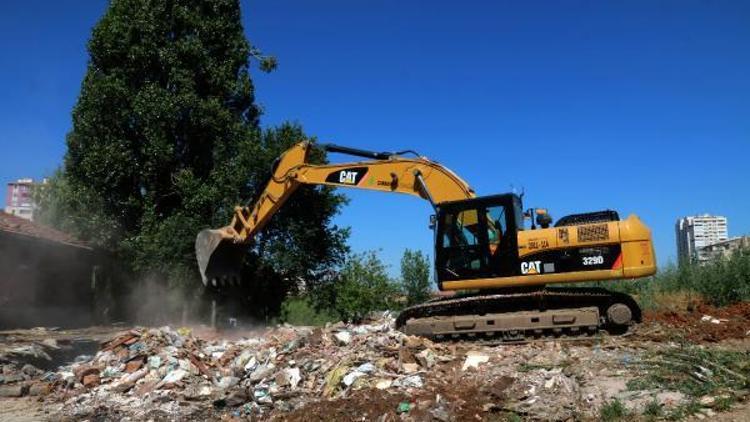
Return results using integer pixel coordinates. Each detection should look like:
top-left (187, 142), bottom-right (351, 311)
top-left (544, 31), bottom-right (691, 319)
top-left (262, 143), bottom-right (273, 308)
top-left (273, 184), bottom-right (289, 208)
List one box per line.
top-left (0, 212), bottom-right (91, 249)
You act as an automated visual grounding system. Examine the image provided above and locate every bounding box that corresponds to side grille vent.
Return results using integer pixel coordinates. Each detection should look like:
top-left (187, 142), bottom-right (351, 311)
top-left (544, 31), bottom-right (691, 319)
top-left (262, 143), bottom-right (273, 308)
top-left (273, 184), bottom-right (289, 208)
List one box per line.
top-left (578, 224), bottom-right (609, 242)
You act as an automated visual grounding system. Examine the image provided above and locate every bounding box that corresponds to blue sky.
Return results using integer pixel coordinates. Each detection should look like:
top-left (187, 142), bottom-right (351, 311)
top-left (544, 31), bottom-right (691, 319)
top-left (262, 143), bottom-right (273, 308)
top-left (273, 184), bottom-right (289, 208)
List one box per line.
top-left (1, 1), bottom-right (749, 275)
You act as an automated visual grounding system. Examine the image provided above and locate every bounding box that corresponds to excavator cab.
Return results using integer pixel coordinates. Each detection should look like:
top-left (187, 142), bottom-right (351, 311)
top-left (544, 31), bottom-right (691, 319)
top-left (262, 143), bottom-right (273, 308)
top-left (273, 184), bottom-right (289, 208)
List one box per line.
top-left (435, 194), bottom-right (523, 286)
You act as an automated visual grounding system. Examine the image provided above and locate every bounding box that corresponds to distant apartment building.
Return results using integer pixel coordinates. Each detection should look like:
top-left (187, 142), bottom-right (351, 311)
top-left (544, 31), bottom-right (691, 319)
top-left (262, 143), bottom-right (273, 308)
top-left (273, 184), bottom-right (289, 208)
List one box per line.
top-left (675, 214), bottom-right (729, 265)
top-left (700, 236), bottom-right (750, 261)
top-left (5, 178), bottom-right (46, 221)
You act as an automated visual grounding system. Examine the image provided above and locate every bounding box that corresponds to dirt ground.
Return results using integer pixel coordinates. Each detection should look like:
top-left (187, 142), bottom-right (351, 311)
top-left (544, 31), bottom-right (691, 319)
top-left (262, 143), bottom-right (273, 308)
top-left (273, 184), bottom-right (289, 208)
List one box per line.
top-left (1, 305), bottom-right (750, 422)
top-left (644, 302), bottom-right (750, 343)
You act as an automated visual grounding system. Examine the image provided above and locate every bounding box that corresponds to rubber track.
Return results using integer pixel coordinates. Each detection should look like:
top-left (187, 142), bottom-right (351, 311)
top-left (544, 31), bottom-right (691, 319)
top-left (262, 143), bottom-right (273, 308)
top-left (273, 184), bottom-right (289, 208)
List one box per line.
top-left (395, 287), bottom-right (641, 340)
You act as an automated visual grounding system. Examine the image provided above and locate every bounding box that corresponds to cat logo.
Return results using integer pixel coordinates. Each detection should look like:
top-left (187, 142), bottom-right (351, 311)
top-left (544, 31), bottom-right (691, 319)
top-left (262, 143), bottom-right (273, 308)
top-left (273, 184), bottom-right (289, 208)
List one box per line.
top-left (325, 167), bottom-right (368, 186)
top-left (339, 171), bottom-right (359, 184)
top-left (521, 261), bottom-right (542, 275)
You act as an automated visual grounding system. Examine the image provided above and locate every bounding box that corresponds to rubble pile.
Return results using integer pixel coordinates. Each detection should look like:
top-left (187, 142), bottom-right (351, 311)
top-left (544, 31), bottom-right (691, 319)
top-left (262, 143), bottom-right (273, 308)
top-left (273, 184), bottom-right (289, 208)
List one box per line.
top-left (11, 312), bottom-right (741, 421)
top-left (0, 335), bottom-right (72, 399)
top-left (44, 313), bottom-right (447, 420)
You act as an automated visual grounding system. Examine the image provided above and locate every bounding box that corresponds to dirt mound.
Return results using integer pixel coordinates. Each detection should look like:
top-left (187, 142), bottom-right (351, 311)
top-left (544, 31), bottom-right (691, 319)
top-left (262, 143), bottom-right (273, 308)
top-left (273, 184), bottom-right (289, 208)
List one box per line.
top-left (644, 302), bottom-right (750, 342)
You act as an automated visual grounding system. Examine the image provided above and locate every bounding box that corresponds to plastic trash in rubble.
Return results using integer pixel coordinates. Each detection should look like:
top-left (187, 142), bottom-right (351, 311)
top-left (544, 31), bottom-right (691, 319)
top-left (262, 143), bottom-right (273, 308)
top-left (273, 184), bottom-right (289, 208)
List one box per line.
top-left (416, 349), bottom-right (437, 368)
top-left (334, 331), bottom-right (352, 345)
top-left (234, 350), bottom-right (254, 369)
top-left (244, 356), bottom-right (258, 372)
top-left (462, 351), bottom-right (489, 371)
top-left (352, 326), bottom-right (369, 335)
top-left (286, 367), bottom-right (302, 389)
top-left (254, 387), bottom-right (272, 404)
top-left (148, 356), bottom-right (162, 369)
top-left (158, 368), bottom-right (187, 387)
top-left (283, 338), bottom-right (303, 353)
top-left (397, 402), bottom-right (412, 413)
top-left (375, 379), bottom-right (393, 390)
top-left (102, 367), bottom-right (123, 378)
top-left (59, 371), bottom-right (76, 387)
top-left (402, 363), bottom-right (419, 374)
top-left (74, 355), bottom-right (93, 363)
top-left (700, 315), bottom-right (726, 324)
top-left (250, 364), bottom-right (275, 383)
top-left (129, 342), bottom-right (147, 352)
top-left (215, 376), bottom-right (240, 390)
top-left (342, 370), bottom-right (366, 387)
top-left (342, 362), bottom-right (378, 387)
top-left (394, 375), bottom-right (423, 389)
top-left (41, 372), bottom-right (58, 382)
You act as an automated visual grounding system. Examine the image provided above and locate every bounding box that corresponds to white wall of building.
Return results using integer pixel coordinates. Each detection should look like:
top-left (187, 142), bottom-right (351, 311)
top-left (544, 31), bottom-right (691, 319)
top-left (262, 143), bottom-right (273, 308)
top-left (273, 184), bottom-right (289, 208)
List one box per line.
top-left (675, 215), bottom-right (728, 265)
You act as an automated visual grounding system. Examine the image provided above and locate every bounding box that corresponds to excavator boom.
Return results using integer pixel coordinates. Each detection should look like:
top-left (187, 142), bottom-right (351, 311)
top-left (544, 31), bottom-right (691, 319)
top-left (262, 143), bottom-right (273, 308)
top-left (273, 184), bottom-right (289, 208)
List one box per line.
top-left (196, 141), bottom-right (475, 286)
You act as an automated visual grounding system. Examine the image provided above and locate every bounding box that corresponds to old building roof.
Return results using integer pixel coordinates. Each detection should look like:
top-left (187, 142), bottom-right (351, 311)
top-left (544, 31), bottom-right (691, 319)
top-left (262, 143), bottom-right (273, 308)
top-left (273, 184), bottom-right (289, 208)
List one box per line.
top-left (0, 212), bottom-right (91, 249)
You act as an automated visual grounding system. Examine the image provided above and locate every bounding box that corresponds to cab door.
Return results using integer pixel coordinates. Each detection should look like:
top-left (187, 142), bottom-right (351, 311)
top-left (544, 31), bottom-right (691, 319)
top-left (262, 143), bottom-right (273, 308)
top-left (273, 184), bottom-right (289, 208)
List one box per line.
top-left (436, 207), bottom-right (487, 281)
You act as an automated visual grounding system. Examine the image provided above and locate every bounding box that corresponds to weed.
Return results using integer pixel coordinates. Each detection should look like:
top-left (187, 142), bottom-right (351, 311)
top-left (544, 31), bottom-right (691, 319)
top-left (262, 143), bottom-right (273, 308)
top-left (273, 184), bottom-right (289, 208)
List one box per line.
top-left (632, 345), bottom-right (750, 398)
top-left (666, 400), bottom-right (702, 420)
top-left (599, 398), bottom-right (628, 421)
top-left (642, 398), bottom-right (663, 417)
top-left (713, 395), bottom-right (734, 411)
top-left (503, 412), bottom-right (522, 422)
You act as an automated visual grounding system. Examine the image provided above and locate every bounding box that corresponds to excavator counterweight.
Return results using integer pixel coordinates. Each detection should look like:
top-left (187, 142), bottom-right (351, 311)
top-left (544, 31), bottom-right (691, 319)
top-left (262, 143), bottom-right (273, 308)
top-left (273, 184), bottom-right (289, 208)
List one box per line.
top-left (195, 141), bottom-right (657, 340)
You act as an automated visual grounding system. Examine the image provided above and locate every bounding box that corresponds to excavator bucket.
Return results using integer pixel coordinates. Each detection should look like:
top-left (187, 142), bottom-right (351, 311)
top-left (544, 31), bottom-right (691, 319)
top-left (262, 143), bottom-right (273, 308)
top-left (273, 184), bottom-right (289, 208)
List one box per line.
top-left (195, 229), bottom-right (245, 287)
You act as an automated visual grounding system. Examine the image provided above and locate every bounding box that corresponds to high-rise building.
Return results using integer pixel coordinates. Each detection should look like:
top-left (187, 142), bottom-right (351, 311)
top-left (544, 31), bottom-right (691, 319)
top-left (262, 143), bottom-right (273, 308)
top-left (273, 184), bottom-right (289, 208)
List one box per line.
top-left (675, 215), bottom-right (729, 265)
top-left (4, 178), bottom-right (46, 221)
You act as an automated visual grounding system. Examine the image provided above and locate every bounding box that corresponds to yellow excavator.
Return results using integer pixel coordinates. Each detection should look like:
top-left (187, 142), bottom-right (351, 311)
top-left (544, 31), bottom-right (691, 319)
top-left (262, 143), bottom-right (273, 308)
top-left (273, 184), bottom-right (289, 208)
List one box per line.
top-left (196, 141), bottom-right (656, 340)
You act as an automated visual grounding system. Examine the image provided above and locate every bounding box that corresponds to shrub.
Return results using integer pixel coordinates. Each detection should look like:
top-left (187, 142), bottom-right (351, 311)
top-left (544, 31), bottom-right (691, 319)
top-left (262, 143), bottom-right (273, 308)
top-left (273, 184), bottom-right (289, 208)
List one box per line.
top-left (332, 251), bottom-right (400, 322)
top-left (279, 297), bottom-right (339, 326)
top-left (596, 247), bottom-right (750, 310)
top-left (400, 249), bottom-right (432, 306)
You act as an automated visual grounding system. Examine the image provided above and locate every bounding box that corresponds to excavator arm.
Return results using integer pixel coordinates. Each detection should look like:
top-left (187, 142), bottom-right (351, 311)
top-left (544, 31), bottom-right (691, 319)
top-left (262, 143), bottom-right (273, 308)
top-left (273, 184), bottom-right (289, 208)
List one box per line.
top-left (196, 141), bottom-right (475, 286)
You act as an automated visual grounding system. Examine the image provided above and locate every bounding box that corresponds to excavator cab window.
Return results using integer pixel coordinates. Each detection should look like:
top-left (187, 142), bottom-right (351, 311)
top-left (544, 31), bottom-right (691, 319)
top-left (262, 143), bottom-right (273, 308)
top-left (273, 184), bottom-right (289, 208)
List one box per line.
top-left (440, 209), bottom-right (484, 278)
top-left (486, 205), bottom-right (507, 253)
top-left (436, 194), bottom-right (521, 283)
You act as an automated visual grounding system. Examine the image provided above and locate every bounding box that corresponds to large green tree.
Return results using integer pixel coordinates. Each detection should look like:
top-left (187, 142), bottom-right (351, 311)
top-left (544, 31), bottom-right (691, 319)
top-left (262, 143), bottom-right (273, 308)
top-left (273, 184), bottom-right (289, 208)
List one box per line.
top-left (40, 0), bottom-right (348, 317)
